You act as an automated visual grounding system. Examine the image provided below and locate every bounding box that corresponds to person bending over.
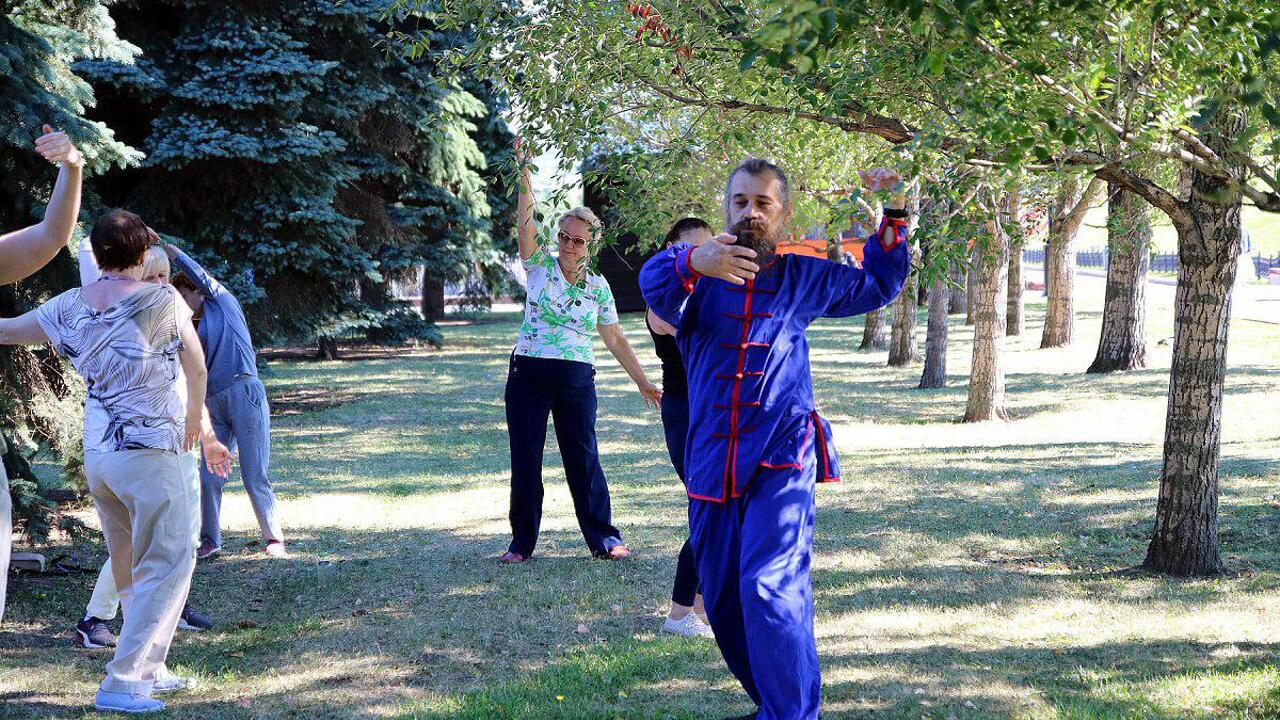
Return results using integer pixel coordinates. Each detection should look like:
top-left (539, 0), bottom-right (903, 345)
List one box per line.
top-left (168, 245), bottom-right (285, 559)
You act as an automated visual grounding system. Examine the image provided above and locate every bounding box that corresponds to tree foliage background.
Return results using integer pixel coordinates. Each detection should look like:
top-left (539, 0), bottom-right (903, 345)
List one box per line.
top-left (2, 0), bottom-right (515, 541)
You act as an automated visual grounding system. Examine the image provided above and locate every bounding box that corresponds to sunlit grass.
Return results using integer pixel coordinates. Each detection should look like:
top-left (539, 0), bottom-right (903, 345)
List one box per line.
top-left (1, 280), bottom-right (1278, 718)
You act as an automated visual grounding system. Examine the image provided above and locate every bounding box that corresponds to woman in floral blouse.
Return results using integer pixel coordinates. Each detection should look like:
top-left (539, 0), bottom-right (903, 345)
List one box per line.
top-left (500, 141), bottom-right (661, 564)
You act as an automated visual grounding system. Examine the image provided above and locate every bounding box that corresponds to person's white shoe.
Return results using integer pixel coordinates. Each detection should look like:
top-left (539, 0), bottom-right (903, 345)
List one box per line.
top-left (264, 540), bottom-right (288, 559)
top-left (152, 673), bottom-right (198, 694)
top-left (663, 613), bottom-right (715, 638)
top-left (94, 690), bottom-right (165, 713)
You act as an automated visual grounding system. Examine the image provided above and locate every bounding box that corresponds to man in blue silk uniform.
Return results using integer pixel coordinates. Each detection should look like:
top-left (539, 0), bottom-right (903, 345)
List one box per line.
top-left (639, 159), bottom-right (912, 720)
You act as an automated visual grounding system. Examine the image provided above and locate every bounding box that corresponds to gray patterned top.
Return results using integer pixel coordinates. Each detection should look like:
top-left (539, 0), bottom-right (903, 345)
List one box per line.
top-left (37, 284), bottom-right (191, 455)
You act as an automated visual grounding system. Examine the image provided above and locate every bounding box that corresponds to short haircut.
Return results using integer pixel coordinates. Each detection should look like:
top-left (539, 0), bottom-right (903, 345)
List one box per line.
top-left (142, 246), bottom-right (170, 279)
top-left (664, 217), bottom-right (712, 246)
top-left (89, 209), bottom-right (151, 272)
top-left (558, 206), bottom-right (603, 242)
top-left (171, 273), bottom-right (199, 293)
top-left (726, 158), bottom-right (791, 207)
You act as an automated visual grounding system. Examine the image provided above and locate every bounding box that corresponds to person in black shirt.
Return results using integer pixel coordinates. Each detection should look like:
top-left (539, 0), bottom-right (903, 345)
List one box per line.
top-left (648, 217), bottom-right (715, 638)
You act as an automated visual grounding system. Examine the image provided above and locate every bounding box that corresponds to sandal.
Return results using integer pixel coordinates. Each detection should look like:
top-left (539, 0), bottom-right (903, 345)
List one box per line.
top-left (603, 545), bottom-right (631, 560)
top-left (499, 551), bottom-right (526, 564)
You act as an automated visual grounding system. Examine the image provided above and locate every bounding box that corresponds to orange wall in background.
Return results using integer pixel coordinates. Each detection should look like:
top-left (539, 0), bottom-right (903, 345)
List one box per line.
top-left (775, 238), bottom-right (867, 263)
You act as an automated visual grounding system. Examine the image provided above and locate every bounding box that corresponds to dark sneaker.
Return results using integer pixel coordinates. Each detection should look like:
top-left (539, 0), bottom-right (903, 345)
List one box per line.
top-left (177, 603), bottom-right (214, 632)
top-left (75, 616), bottom-right (117, 649)
top-left (196, 541), bottom-right (221, 560)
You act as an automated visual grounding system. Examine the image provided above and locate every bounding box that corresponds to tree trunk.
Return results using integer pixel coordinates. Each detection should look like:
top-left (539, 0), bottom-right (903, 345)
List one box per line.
top-left (964, 248), bottom-right (979, 325)
top-left (1005, 187), bottom-right (1024, 336)
top-left (1041, 175), bottom-right (1096, 348)
top-left (888, 242), bottom-right (921, 366)
top-left (860, 307), bottom-right (888, 350)
top-left (919, 274), bottom-right (950, 389)
top-left (421, 274), bottom-right (446, 323)
top-left (316, 336), bottom-right (340, 360)
top-left (948, 262), bottom-right (968, 315)
top-left (964, 221), bottom-right (1009, 422)
top-left (1007, 250), bottom-right (1023, 336)
top-left (1087, 186), bottom-right (1150, 373)
top-left (1041, 235), bottom-right (1075, 347)
top-left (1143, 108), bottom-right (1245, 577)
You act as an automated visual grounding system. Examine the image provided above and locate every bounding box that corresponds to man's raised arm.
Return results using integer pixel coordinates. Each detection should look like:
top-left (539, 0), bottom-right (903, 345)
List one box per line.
top-left (819, 215), bottom-right (911, 318)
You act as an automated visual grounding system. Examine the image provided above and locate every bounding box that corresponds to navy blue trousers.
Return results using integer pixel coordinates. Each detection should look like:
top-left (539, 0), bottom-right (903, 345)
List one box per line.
top-left (505, 354), bottom-right (622, 558)
top-left (661, 393), bottom-right (700, 607)
top-left (689, 456), bottom-right (820, 720)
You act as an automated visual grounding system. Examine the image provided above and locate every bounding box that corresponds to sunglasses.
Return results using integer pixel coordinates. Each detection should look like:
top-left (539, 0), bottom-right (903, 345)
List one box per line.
top-left (557, 231), bottom-right (590, 249)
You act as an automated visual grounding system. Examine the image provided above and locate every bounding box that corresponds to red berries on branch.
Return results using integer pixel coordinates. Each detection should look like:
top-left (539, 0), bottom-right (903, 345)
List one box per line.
top-left (625, 1), bottom-right (691, 59)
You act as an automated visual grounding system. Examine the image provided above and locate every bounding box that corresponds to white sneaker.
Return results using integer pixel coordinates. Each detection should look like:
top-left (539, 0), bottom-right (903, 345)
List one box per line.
top-left (663, 613), bottom-right (715, 638)
top-left (94, 690), bottom-right (165, 713)
top-left (152, 673), bottom-right (198, 694)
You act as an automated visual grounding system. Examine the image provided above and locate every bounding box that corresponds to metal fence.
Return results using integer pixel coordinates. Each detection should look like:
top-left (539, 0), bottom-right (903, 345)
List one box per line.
top-left (1256, 254), bottom-right (1280, 277)
top-left (1022, 248), bottom-right (1280, 279)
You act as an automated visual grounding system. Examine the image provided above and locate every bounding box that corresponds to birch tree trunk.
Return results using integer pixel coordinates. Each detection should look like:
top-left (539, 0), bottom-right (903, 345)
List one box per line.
top-left (965, 248), bottom-right (979, 325)
top-left (1143, 108), bottom-right (1246, 577)
top-left (887, 264), bottom-right (920, 366)
top-left (919, 274), bottom-right (950, 388)
top-left (1041, 176), bottom-right (1100, 348)
top-left (1005, 187), bottom-right (1024, 336)
top-left (1086, 186), bottom-right (1150, 373)
top-left (860, 307), bottom-right (888, 350)
top-left (948, 262), bottom-right (968, 315)
top-left (964, 221), bottom-right (1010, 422)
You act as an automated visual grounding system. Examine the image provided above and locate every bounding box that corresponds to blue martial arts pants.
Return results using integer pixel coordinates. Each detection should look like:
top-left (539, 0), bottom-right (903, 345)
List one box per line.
top-left (689, 456), bottom-right (820, 720)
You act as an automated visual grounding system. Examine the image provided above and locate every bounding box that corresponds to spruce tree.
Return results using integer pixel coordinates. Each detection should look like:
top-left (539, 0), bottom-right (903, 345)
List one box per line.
top-left (83, 0), bottom-right (370, 343)
top-left (1, 0), bottom-right (138, 540)
top-left (85, 0), bottom-right (516, 346)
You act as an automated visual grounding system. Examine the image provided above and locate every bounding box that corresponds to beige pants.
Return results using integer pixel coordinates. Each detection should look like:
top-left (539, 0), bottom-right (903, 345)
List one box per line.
top-left (87, 451), bottom-right (200, 621)
top-left (1, 460), bottom-right (10, 625)
top-left (87, 449), bottom-right (195, 696)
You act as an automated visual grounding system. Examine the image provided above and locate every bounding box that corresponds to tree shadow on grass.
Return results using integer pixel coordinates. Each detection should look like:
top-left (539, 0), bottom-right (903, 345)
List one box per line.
top-left (1, 522), bottom-right (717, 719)
top-left (819, 639), bottom-right (1280, 719)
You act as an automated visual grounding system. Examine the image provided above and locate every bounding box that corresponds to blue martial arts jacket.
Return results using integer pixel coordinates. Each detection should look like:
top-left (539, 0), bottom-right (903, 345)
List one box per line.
top-left (639, 219), bottom-right (911, 503)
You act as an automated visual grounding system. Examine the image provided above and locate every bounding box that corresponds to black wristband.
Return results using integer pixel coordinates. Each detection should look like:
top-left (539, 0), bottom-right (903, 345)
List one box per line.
top-left (883, 207), bottom-right (909, 219)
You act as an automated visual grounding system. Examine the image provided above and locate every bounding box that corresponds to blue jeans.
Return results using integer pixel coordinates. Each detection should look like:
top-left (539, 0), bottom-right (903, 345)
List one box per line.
top-left (199, 376), bottom-right (281, 548)
top-left (505, 354), bottom-right (622, 558)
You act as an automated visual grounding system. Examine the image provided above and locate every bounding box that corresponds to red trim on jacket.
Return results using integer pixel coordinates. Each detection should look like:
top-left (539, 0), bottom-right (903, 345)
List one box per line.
top-left (811, 411), bottom-right (839, 484)
top-left (676, 246), bottom-right (702, 293)
top-left (721, 277), bottom-right (755, 499)
top-left (878, 216), bottom-right (909, 253)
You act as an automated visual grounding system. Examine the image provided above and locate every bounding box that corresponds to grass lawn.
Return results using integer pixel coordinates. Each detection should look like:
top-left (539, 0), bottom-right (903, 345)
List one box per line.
top-left (2, 281), bottom-right (1279, 719)
top-left (1075, 203), bottom-right (1280, 256)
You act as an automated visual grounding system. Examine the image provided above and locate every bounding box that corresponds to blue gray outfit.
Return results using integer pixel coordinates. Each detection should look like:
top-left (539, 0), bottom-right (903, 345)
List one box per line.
top-left (170, 250), bottom-right (282, 548)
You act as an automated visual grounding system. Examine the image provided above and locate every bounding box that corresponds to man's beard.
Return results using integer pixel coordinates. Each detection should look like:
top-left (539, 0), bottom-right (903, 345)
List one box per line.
top-left (729, 218), bottom-right (779, 263)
